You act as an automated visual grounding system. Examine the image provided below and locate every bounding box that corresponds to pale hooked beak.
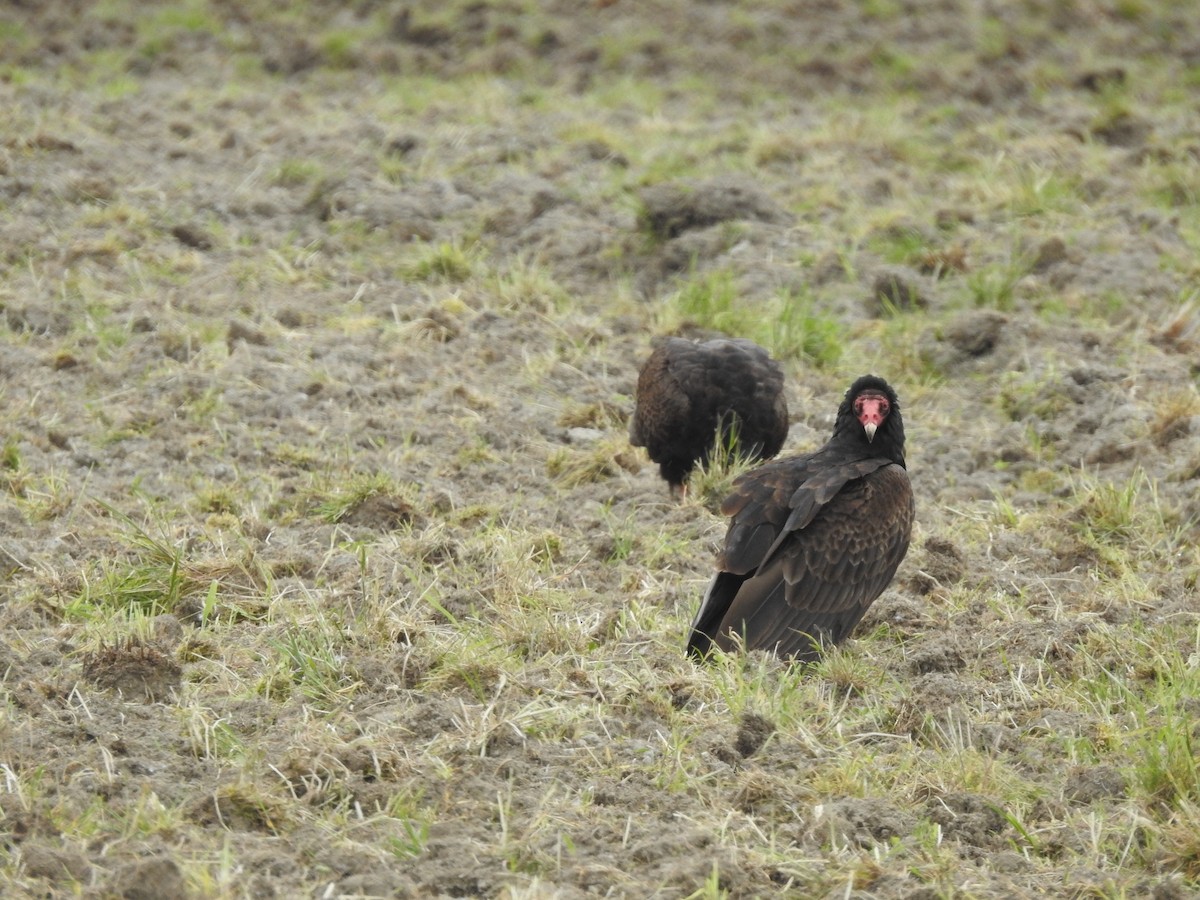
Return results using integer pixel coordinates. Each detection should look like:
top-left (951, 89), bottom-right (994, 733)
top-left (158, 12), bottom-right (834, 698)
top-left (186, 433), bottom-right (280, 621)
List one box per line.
top-left (864, 422), bottom-right (878, 442)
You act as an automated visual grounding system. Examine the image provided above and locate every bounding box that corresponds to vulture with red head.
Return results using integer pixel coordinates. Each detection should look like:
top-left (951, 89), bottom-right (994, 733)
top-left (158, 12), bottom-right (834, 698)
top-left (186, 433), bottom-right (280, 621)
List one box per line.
top-left (629, 337), bottom-right (788, 497)
top-left (687, 375), bottom-right (913, 662)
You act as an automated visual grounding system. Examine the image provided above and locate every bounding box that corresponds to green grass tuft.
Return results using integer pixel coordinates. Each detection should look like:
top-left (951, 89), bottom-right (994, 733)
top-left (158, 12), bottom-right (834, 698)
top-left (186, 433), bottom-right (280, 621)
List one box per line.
top-left (402, 240), bottom-right (481, 282)
top-left (666, 270), bottom-right (844, 365)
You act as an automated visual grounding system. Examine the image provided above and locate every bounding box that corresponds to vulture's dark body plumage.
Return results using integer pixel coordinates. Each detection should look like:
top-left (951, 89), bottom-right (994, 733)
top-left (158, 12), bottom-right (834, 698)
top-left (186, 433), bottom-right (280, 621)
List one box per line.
top-left (687, 375), bottom-right (914, 662)
top-left (629, 337), bottom-right (788, 495)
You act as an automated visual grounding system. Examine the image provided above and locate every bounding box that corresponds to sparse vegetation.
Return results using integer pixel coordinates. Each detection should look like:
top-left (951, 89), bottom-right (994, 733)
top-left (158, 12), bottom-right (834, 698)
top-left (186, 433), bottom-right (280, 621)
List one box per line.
top-left (1, 1), bottom-right (1199, 897)
top-left (402, 240), bottom-right (482, 283)
top-left (666, 270), bottom-right (845, 365)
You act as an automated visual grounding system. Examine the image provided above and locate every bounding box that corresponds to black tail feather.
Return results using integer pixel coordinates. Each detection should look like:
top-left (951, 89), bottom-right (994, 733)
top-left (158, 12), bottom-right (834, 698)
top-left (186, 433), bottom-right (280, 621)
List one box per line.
top-left (685, 571), bottom-right (748, 661)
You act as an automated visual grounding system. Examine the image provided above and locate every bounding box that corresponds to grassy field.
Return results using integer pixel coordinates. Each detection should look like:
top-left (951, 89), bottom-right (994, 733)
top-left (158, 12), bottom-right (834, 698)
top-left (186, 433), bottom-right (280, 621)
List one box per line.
top-left (3, 1), bottom-right (1200, 897)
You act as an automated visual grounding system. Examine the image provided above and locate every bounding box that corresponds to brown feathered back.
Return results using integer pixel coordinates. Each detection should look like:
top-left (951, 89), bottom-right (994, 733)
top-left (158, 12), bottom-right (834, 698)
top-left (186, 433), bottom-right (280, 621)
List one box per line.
top-left (687, 374), bottom-right (913, 661)
top-left (629, 337), bottom-right (788, 494)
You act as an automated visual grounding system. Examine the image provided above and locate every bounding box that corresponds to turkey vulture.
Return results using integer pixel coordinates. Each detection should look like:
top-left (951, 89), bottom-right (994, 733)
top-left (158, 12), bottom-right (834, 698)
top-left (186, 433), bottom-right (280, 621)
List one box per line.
top-left (687, 374), bottom-right (913, 662)
top-left (629, 337), bottom-right (788, 497)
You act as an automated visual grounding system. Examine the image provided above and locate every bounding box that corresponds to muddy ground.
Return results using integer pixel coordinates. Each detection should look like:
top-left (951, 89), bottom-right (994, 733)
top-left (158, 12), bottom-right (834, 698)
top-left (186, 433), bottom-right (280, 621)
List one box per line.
top-left (3, 1), bottom-right (1200, 898)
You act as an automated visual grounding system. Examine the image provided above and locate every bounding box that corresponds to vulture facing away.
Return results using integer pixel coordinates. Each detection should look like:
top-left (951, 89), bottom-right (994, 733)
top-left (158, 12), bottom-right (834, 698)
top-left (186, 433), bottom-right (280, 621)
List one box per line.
top-left (629, 337), bottom-right (788, 497)
top-left (687, 375), bottom-right (913, 662)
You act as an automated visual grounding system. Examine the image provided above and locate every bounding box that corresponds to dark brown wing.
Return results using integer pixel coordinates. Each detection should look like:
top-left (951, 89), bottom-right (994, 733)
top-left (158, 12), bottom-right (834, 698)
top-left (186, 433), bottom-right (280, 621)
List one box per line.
top-left (689, 454), bottom-right (835, 657)
top-left (718, 465), bottom-right (913, 658)
top-left (717, 454), bottom-right (893, 572)
top-left (689, 457), bottom-right (913, 661)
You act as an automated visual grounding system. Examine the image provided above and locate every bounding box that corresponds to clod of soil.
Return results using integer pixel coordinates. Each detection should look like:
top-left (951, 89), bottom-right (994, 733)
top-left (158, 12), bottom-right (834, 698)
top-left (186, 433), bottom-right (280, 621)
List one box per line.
top-left (107, 857), bottom-right (191, 900)
top-left (81, 641), bottom-right (182, 702)
top-left (1065, 765), bottom-right (1128, 804)
top-left (734, 712), bottom-right (776, 758)
top-left (638, 175), bottom-right (791, 240)
top-left (926, 792), bottom-right (1010, 849)
top-left (869, 266), bottom-right (930, 314)
top-left (819, 798), bottom-right (915, 848)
